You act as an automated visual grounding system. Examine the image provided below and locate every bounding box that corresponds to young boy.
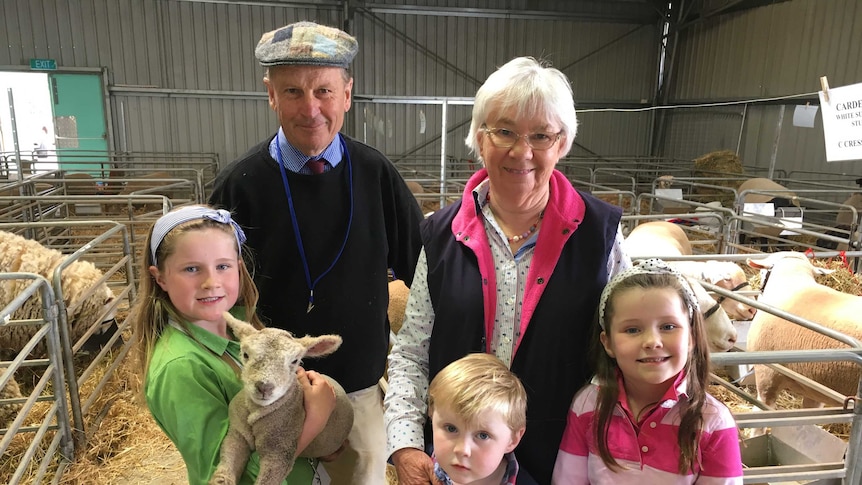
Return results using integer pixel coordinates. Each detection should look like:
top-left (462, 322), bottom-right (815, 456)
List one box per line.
top-left (427, 353), bottom-right (527, 485)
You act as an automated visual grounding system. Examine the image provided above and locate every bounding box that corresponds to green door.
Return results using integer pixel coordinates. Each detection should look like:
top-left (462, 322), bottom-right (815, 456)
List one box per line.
top-left (48, 73), bottom-right (109, 175)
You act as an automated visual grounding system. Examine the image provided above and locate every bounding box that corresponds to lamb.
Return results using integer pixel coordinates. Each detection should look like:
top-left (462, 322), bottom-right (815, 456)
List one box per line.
top-left (623, 221), bottom-right (741, 351)
top-left (0, 230), bottom-right (116, 360)
top-left (746, 251), bottom-right (862, 408)
top-left (210, 312), bottom-right (354, 485)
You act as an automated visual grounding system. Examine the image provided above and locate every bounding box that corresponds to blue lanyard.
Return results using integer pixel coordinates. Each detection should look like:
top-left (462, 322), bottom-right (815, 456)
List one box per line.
top-left (276, 135), bottom-right (354, 313)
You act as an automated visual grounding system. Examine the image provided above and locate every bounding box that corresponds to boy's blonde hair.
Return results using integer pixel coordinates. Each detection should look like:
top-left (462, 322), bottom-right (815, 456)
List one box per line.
top-left (428, 353), bottom-right (527, 433)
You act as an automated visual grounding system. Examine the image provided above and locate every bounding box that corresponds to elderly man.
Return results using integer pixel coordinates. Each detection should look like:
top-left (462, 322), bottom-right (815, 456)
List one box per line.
top-left (209, 21), bottom-right (424, 484)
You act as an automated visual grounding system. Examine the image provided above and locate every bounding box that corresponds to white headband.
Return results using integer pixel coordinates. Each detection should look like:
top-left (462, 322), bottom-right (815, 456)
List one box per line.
top-left (598, 258), bottom-right (700, 329)
top-left (150, 206), bottom-right (246, 266)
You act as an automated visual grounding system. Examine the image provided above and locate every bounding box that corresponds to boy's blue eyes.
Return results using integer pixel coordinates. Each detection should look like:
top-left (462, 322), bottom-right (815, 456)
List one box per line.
top-left (442, 424), bottom-right (492, 440)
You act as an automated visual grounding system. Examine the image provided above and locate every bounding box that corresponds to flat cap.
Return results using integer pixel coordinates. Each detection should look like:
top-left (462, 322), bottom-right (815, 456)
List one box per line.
top-left (255, 21), bottom-right (358, 68)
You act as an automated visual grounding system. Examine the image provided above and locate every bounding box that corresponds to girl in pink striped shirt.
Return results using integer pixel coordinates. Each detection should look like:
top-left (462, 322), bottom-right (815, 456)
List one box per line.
top-left (553, 259), bottom-right (742, 484)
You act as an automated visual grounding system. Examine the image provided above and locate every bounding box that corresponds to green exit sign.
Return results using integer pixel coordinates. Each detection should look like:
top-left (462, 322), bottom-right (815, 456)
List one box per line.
top-left (30, 58), bottom-right (57, 70)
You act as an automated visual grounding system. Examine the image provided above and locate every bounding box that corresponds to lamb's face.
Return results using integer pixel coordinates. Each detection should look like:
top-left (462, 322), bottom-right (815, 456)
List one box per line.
top-left (238, 328), bottom-right (305, 406)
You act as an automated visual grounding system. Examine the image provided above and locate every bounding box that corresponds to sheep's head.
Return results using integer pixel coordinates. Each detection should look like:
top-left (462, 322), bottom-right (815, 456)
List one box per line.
top-left (224, 312), bottom-right (342, 406)
top-left (701, 261), bottom-right (756, 321)
top-left (747, 251), bottom-right (833, 282)
top-left (684, 276), bottom-right (738, 352)
top-left (62, 260), bottom-right (117, 326)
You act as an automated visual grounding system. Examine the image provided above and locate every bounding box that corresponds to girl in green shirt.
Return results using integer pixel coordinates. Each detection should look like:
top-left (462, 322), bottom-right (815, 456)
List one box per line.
top-left (130, 205), bottom-right (337, 485)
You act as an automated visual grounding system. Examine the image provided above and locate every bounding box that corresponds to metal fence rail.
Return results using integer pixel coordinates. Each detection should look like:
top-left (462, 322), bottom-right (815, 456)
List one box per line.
top-left (0, 222), bottom-right (136, 484)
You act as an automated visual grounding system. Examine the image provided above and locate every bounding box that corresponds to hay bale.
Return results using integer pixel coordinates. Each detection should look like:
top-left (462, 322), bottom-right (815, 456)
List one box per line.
top-left (691, 150), bottom-right (746, 207)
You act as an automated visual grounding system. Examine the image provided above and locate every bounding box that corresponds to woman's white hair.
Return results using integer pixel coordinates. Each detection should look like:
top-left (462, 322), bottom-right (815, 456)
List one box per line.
top-left (465, 57), bottom-right (578, 162)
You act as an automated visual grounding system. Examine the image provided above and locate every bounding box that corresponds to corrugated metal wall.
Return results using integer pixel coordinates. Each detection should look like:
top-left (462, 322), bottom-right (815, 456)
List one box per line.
top-left (1, 0), bottom-right (659, 170)
top-left (349, 9), bottom-right (658, 162)
top-left (660, 0), bottom-right (862, 177)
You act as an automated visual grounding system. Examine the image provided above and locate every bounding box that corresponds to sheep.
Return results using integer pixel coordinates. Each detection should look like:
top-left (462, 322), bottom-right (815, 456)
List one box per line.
top-left (388, 279), bottom-right (410, 336)
top-left (746, 251), bottom-right (862, 408)
top-left (0, 375), bottom-right (22, 427)
top-left (625, 221), bottom-right (755, 320)
top-left (0, 230), bottom-right (116, 360)
top-left (210, 312), bottom-right (354, 485)
top-left (405, 180), bottom-right (440, 216)
top-left (817, 181), bottom-right (862, 250)
top-left (737, 178), bottom-right (799, 251)
top-left (624, 220), bottom-right (754, 309)
top-left (623, 221), bottom-right (742, 351)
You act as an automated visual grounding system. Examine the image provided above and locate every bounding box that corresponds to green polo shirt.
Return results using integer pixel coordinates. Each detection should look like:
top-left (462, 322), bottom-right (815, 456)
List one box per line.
top-left (145, 311), bottom-right (317, 485)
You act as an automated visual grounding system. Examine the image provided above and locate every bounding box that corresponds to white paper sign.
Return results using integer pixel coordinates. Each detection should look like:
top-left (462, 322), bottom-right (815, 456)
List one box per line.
top-left (743, 203), bottom-right (803, 235)
top-left (654, 188), bottom-right (683, 200)
top-left (743, 202), bottom-right (774, 217)
top-left (792, 105), bottom-right (818, 128)
top-left (819, 81), bottom-right (862, 161)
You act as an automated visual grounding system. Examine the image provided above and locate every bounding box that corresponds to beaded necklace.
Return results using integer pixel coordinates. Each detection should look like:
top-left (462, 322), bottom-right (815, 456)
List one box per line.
top-left (506, 210), bottom-right (545, 242)
top-left (485, 192), bottom-right (545, 243)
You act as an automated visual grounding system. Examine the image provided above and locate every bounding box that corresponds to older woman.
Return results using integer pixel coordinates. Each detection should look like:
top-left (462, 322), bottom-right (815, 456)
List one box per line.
top-left (384, 57), bottom-right (631, 484)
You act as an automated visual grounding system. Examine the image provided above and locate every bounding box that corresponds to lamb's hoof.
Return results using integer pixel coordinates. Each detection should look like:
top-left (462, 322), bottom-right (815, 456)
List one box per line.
top-left (209, 472), bottom-right (235, 485)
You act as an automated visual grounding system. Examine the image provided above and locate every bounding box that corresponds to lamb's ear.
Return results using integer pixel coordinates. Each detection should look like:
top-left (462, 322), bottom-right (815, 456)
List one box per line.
top-left (747, 258), bottom-right (770, 270)
top-left (298, 335), bottom-right (343, 358)
top-left (223, 311), bottom-right (257, 339)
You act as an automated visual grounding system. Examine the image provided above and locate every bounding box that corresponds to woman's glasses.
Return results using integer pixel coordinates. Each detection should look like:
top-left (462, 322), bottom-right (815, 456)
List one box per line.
top-left (481, 125), bottom-right (562, 150)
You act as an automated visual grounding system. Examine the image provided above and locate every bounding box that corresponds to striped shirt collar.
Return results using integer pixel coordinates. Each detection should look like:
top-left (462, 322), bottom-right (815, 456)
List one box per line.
top-left (268, 128), bottom-right (344, 172)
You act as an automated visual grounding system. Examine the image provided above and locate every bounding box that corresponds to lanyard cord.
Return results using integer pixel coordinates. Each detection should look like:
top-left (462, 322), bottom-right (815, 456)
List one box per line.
top-left (276, 134), bottom-right (354, 313)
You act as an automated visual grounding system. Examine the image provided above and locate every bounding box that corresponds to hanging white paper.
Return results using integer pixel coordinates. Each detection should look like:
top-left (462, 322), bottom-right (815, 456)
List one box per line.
top-left (792, 105), bottom-right (818, 128)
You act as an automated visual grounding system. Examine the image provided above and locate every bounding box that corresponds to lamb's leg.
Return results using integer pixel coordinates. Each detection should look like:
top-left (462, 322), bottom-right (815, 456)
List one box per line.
top-left (255, 451), bottom-right (294, 485)
top-left (210, 428), bottom-right (252, 485)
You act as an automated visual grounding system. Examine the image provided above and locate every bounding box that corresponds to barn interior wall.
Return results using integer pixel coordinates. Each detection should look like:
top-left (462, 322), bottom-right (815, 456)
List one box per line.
top-left (1, 0), bottom-right (659, 171)
top-left (3, 0), bottom-right (858, 176)
top-left (659, 0), bottom-right (862, 176)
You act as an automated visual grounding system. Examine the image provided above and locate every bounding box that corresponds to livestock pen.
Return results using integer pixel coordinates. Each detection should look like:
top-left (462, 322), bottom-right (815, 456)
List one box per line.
top-left (0, 222), bottom-right (136, 483)
top-left (623, 217), bottom-right (862, 484)
top-left (0, 149), bottom-right (213, 484)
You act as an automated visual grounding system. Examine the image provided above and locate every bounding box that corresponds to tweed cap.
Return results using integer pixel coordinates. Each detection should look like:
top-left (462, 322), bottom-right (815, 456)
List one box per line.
top-left (255, 21), bottom-right (358, 68)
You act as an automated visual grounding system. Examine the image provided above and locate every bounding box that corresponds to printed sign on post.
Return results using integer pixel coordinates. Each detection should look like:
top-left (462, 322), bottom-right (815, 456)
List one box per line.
top-left (819, 81), bottom-right (862, 162)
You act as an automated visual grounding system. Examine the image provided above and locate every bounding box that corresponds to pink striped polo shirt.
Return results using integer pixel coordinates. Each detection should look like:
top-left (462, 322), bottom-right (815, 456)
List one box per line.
top-left (553, 374), bottom-right (742, 484)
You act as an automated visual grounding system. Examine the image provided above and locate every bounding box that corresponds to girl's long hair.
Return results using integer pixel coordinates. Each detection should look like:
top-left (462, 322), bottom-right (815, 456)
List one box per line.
top-left (128, 216), bottom-right (262, 402)
top-left (591, 272), bottom-right (711, 475)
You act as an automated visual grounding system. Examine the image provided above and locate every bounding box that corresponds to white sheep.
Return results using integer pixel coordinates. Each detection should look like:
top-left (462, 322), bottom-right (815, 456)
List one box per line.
top-left (210, 312), bottom-right (354, 485)
top-left (746, 251), bottom-right (862, 408)
top-left (0, 230), bottom-right (116, 359)
top-left (623, 221), bottom-right (741, 351)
